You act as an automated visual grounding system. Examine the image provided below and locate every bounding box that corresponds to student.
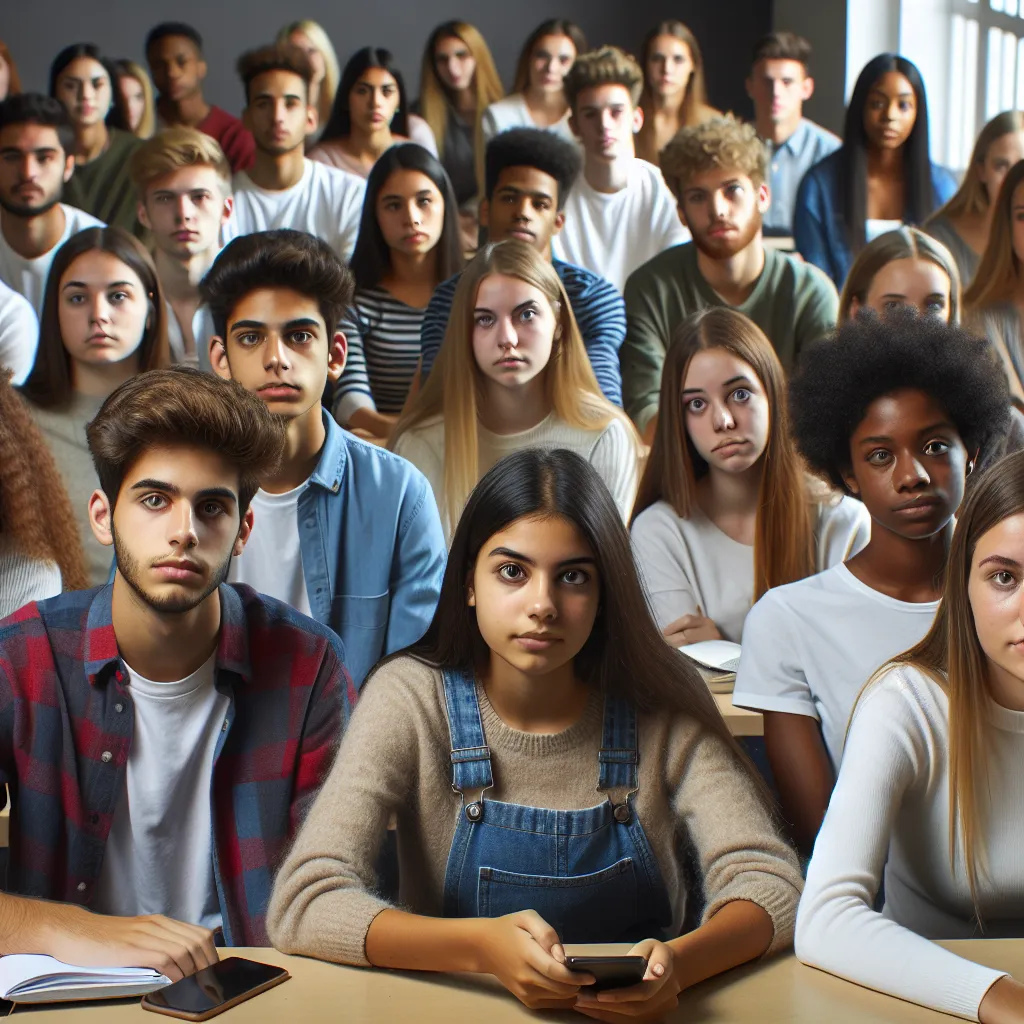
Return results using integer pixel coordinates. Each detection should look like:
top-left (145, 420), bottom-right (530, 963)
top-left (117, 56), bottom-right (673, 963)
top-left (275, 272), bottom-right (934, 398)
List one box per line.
top-left (224, 43), bottom-right (365, 263)
top-left (420, 128), bottom-right (625, 405)
top-left (19, 227), bottom-right (170, 586)
top-left (623, 116), bottom-right (838, 439)
top-left (202, 229), bottom-right (446, 687)
top-left (733, 311), bottom-right (1009, 855)
top-left (334, 144), bottom-right (463, 443)
top-left (0, 278), bottom-right (36, 383)
top-left (130, 127), bottom-right (232, 367)
top-left (50, 44), bottom-right (144, 238)
top-left (746, 32), bottom-right (840, 236)
top-left (796, 448), bottom-right (1024, 1020)
top-left (631, 307), bottom-right (868, 646)
top-left (268, 447), bottom-right (803, 1014)
top-left (277, 20), bottom-right (340, 147)
top-left (114, 60), bottom-right (155, 139)
top-left (635, 20), bottom-right (717, 166)
top-left (145, 22), bottom-right (255, 173)
top-left (0, 41), bottom-right (20, 101)
top-left (393, 240), bottom-right (640, 539)
top-left (553, 46), bottom-right (689, 293)
top-left (793, 54), bottom-right (957, 287)
top-left (481, 20), bottom-right (586, 145)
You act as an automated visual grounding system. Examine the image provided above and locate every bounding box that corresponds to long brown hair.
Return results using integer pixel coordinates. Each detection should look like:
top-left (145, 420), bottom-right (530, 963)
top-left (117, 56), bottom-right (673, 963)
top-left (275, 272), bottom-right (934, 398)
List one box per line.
top-left (0, 370), bottom-right (88, 591)
top-left (632, 307), bottom-right (815, 602)
top-left (0, 41), bottom-right (22, 97)
top-left (511, 19), bottom-right (588, 95)
top-left (964, 158), bottom-right (1024, 311)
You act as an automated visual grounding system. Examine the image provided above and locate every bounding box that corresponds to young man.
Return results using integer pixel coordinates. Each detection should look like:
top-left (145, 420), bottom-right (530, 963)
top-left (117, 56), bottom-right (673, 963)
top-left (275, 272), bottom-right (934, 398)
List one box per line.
top-left (420, 128), bottom-right (625, 405)
top-left (223, 44), bottom-right (364, 263)
top-left (0, 93), bottom-right (103, 314)
top-left (201, 229), bottom-right (446, 687)
top-left (0, 366), bottom-right (353, 969)
top-left (554, 46), bottom-right (689, 293)
top-left (745, 32), bottom-right (840, 236)
top-left (146, 22), bottom-right (255, 174)
top-left (130, 127), bottom-right (232, 368)
top-left (622, 116), bottom-right (838, 438)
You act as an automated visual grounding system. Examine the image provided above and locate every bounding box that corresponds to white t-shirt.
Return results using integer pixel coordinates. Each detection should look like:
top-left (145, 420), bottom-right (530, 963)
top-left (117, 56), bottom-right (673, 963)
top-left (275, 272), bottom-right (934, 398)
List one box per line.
top-left (630, 496), bottom-right (870, 643)
top-left (481, 94), bottom-right (576, 145)
top-left (94, 652), bottom-right (227, 930)
top-left (732, 563), bottom-right (939, 767)
top-left (229, 483), bottom-right (312, 615)
top-left (0, 279), bottom-right (38, 385)
top-left (0, 205), bottom-right (105, 314)
top-left (165, 299), bottom-right (216, 371)
top-left (223, 159), bottom-right (365, 261)
top-left (552, 160), bottom-right (690, 293)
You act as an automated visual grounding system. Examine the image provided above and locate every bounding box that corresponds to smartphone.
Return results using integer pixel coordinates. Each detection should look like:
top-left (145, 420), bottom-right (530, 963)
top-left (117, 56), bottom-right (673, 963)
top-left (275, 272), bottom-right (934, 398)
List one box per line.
top-left (565, 955), bottom-right (648, 991)
top-left (141, 957), bottom-right (290, 1021)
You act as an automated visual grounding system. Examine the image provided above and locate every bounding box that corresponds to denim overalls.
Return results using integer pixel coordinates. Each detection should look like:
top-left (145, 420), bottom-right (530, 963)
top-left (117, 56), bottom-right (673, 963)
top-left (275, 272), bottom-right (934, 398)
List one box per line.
top-left (440, 668), bottom-right (674, 943)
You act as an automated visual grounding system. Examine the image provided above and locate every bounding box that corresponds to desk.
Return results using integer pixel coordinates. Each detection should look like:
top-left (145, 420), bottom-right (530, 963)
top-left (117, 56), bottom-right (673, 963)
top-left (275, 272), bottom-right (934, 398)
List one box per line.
top-left (715, 691), bottom-right (763, 737)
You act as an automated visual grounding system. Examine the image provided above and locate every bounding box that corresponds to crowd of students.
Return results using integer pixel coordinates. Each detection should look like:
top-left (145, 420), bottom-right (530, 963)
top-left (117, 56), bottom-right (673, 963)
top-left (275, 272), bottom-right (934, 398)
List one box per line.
top-left (2, 16), bottom-right (1024, 1024)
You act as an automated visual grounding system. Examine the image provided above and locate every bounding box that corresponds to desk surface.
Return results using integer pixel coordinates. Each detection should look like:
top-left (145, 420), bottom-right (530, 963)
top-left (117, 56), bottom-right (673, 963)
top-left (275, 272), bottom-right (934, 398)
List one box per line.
top-left (715, 691), bottom-right (763, 737)
top-left (11, 940), bottom-right (1019, 1022)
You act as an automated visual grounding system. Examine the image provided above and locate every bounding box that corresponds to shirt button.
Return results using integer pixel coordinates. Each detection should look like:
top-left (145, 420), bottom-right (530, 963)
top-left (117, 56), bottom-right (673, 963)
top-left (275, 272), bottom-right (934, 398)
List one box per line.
top-left (221, 719), bottom-right (228, 732)
top-left (114, 703), bottom-right (124, 713)
top-left (77, 882), bottom-right (87, 892)
top-left (101, 751), bottom-right (112, 763)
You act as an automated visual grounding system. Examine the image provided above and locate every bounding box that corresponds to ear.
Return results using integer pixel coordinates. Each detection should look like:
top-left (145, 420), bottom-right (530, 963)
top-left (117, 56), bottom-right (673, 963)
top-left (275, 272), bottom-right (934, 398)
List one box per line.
top-left (841, 469), bottom-right (860, 498)
top-left (967, 451), bottom-right (978, 477)
top-left (551, 209), bottom-right (566, 236)
top-left (63, 154), bottom-right (75, 184)
top-left (232, 506), bottom-right (255, 557)
top-left (306, 105), bottom-right (319, 135)
top-left (631, 106), bottom-right (644, 134)
top-left (675, 201), bottom-right (688, 229)
top-left (849, 295), bottom-right (862, 319)
top-left (479, 198), bottom-right (490, 230)
top-left (137, 200), bottom-right (152, 231)
top-left (88, 489), bottom-right (115, 548)
top-left (197, 58), bottom-right (208, 83)
top-left (327, 329), bottom-right (347, 383)
top-left (220, 194), bottom-right (234, 226)
top-left (802, 75), bottom-right (815, 102)
top-left (756, 181), bottom-right (771, 213)
top-left (210, 336), bottom-right (231, 378)
top-left (467, 582), bottom-right (476, 607)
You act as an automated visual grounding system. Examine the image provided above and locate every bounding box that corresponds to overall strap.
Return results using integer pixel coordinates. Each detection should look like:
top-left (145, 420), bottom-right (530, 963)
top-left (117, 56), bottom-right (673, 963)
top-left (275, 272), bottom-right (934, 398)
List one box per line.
top-left (598, 694), bottom-right (638, 792)
top-left (442, 666), bottom-right (494, 793)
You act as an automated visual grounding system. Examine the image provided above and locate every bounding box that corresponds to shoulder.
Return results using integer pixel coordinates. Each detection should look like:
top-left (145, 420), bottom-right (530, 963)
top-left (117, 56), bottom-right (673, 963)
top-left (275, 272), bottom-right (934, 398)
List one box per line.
top-left (816, 493), bottom-right (870, 533)
top-left (485, 95), bottom-right (525, 118)
top-left (63, 204), bottom-right (104, 230)
top-left (338, 425), bottom-right (435, 496)
top-left (393, 415), bottom-right (445, 458)
top-left (852, 662), bottom-right (949, 738)
top-left (931, 163), bottom-right (960, 199)
top-left (745, 564), bottom-right (845, 629)
top-left (0, 586), bottom-right (101, 663)
top-left (773, 248), bottom-right (838, 296)
top-left (553, 260), bottom-right (618, 300)
top-left (631, 500), bottom-right (687, 541)
top-left (429, 273), bottom-right (461, 306)
top-left (0, 281), bottom-right (35, 325)
top-left (109, 129), bottom-right (142, 158)
top-left (803, 118), bottom-right (841, 151)
top-left (355, 654), bottom-right (448, 730)
top-left (231, 584), bottom-right (342, 652)
top-left (624, 244), bottom-right (692, 294)
top-left (797, 149), bottom-right (842, 197)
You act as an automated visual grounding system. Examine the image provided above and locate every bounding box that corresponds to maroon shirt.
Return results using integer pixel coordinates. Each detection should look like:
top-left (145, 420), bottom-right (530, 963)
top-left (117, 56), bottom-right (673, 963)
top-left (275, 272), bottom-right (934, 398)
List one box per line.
top-left (198, 105), bottom-right (255, 172)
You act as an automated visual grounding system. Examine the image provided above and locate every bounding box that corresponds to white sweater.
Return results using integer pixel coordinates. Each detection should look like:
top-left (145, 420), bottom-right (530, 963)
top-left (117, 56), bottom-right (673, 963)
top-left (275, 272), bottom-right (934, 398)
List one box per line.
top-left (796, 664), bottom-right (1024, 1021)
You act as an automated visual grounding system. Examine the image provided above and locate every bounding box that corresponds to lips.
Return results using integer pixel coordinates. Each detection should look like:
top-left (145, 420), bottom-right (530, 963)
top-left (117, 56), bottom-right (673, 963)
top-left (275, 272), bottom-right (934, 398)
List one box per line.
top-left (508, 229), bottom-right (536, 242)
top-left (153, 559), bottom-right (203, 581)
top-left (259, 383), bottom-right (301, 395)
top-left (515, 633), bottom-right (560, 651)
top-left (713, 439), bottom-right (747, 453)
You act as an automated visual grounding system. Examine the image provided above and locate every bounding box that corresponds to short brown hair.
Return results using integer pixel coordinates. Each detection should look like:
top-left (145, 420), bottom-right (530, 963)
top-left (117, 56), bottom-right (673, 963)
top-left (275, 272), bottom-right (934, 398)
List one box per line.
top-left (751, 31), bottom-right (813, 70)
top-left (130, 126), bottom-right (232, 199)
top-left (564, 46), bottom-right (643, 111)
top-left (236, 42), bottom-right (312, 105)
top-left (659, 116), bottom-right (768, 200)
top-left (87, 366), bottom-right (285, 516)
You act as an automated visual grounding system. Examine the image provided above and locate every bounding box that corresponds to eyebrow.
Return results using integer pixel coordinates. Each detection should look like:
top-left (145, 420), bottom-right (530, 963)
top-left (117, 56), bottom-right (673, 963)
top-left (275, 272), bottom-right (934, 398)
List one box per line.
top-left (978, 554), bottom-right (1023, 570)
top-left (495, 184), bottom-right (553, 202)
top-left (229, 317), bottom-right (321, 332)
top-left (487, 545), bottom-right (596, 568)
top-left (869, 88), bottom-right (914, 99)
top-left (1, 146), bottom-right (60, 157)
top-left (129, 479), bottom-right (239, 503)
top-left (857, 421), bottom-right (956, 444)
top-left (380, 189), bottom-right (433, 202)
top-left (254, 89), bottom-right (303, 102)
top-left (681, 374), bottom-right (753, 395)
top-left (61, 279), bottom-right (135, 291)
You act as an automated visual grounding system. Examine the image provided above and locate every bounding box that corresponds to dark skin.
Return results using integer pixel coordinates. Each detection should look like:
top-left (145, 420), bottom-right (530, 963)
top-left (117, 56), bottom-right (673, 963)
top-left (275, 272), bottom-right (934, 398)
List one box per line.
top-left (764, 388), bottom-right (971, 856)
top-left (479, 165), bottom-right (565, 258)
top-left (147, 35), bottom-right (210, 128)
top-left (863, 71), bottom-right (918, 221)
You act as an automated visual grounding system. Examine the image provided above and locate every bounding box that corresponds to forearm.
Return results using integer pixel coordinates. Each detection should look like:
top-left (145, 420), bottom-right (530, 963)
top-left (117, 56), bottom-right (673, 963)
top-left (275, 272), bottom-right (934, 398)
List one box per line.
top-left (365, 908), bottom-right (487, 974)
top-left (0, 892), bottom-right (90, 955)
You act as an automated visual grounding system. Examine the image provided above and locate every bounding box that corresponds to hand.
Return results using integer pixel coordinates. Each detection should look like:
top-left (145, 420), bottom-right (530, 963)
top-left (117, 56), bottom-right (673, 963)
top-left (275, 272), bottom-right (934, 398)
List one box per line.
top-left (663, 613), bottom-right (722, 648)
top-left (574, 939), bottom-right (681, 1022)
top-left (476, 910), bottom-right (595, 1011)
top-left (979, 975), bottom-right (1024, 1023)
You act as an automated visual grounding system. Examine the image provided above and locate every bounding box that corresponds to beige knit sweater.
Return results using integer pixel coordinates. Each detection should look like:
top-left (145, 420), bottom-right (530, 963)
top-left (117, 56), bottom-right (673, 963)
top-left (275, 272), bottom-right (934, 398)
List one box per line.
top-left (267, 656), bottom-right (802, 965)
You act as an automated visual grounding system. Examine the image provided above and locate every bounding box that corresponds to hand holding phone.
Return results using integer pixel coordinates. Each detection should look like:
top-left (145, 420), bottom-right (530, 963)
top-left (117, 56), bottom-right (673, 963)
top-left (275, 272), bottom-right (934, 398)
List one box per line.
top-left (572, 939), bottom-right (682, 1018)
top-left (141, 957), bottom-right (289, 1021)
top-left (564, 955), bottom-right (648, 991)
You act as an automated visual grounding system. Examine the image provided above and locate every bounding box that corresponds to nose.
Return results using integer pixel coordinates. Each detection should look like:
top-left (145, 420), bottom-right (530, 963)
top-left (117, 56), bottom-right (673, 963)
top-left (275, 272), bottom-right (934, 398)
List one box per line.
top-left (89, 292), bottom-right (112, 324)
top-left (885, 99), bottom-right (900, 123)
top-left (498, 313), bottom-right (519, 351)
top-left (20, 154), bottom-right (39, 181)
top-left (174, 194), bottom-right (194, 223)
top-left (711, 400), bottom-right (736, 432)
top-left (405, 199), bottom-right (421, 228)
top-left (710, 190), bottom-right (729, 220)
top-left (167, 500), bottom-right (199, 550)
top-left (599, 108), bottom-right (615, 131)
top-left (263, 333), bottom-right (292, 371)
top-left (771, 80), bottom-right (785, 99)
top-left (528, 574), bottom-right (558, 622)
top-left (273, 99), bottom-right (288, 123)
top-left (894, 452), bottom-right (930, 491)
top-left (512, 195), bottom-right (531, 221)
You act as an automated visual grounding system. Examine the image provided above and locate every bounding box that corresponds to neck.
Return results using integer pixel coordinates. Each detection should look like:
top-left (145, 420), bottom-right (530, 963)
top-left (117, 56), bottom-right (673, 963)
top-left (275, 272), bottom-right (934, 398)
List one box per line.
top-left (157, 92), bottom-right (210, 128)
top-left (986, 660), bottom-right (1024, 713)
top-left (482, 653), bottom-right (590, 733)
top-left (387, 246), bottom-right (439, 286)
top-left (477, 375), bottom-right (549, 435)
top-left (247, 148), bottom-right (306, 190)
top-left (651, 90), bottom-right (683, 117)
top-left (584, 153), bottom-right (631, 193)
top-left (154, 246), bottom-right (217, 302)
top-left (74, 122), bottom-right (109, 163)
top-left (695, 237), bottom-right (766, 305)
top-left (345, 126), bottom-right (395, 160)
top-left (71, 355), bottom-right (140, 399)
top-left (699, 462), bottom-right (762, 517)
top-left (453, 88), bottom-right (476, 115)
top-left (524, 87), bottom-right (567, 115)
top-left (0, 204), bottom-right (67, 259)
top-left (847, 519), bottom-right (952, 602)
top-left (261, 403), bottom-right (325, 493)
top-left (867, 145), bottom-right (904, 175)
top-left (759, 111), bottom-right (801, 146)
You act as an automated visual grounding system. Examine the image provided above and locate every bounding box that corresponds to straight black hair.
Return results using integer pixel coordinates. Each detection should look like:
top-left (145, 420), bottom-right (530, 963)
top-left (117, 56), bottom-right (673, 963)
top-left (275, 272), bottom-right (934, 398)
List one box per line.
top-left (320, 47), bottom-right (409, 143)
top-left (49, 43), bottom-right (130, 132)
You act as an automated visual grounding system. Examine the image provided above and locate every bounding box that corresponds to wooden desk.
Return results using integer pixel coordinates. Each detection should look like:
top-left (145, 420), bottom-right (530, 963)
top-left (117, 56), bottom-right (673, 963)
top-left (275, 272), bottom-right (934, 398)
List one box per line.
top-left (715, 691), bottom-right (763, 737)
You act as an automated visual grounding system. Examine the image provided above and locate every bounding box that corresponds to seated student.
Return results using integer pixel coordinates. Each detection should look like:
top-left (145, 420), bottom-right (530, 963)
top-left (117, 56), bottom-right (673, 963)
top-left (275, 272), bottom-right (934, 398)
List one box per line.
top-left (420, 129), bottom-right (625, 405)
top-left (202, 229), bottom-right (445, 687)
top-left (552, 46), bottom-right (689, 294)
top-left (631, 306), bottom-right (868, 646)
top-left (19, 226), bottom-right (170, 586)
top-left (130, 128), bottom-right (232, 368)
top-left (0, 278), bottom-right (37, 384)
top-left (114, 59), bottom-right (155, 140)
top-left (0, 93), bottom-right (104, 314)
top-left (0, 365), bottom-right (352, 970)
top-left (793, 54), bottom-right (957, 288)
top-left (268, 448), bottom-right (803, 1013)
top-left (223, 43), bottom-right (365, 263)
top-left (733, 311), bottom-right (1009, 855)
top-left (796, 448), bottom-right (1024, 1021)
top-left (334, 144), bottom-right (463, 443)
top-left (623, 116), bottom-right (838, 440)
top-left (145, 22), bottom-right (255, 173)
top-left (277, 20), bottom-right (341, 148)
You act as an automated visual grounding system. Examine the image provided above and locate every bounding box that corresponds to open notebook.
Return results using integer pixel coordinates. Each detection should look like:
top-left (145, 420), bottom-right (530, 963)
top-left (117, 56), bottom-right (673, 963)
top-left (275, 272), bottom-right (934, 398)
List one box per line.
top-left (0, 954), bottom-right (170, 1003)
top-left (678, 639), bottom-right (742, 694)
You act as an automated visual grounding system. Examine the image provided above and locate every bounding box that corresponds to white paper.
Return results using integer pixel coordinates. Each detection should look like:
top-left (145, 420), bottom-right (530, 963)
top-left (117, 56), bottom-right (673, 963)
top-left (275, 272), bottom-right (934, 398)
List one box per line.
top-left (0, 954), bottom-right (169, 1002)
top-left (678, 639), bottom-right (742, 673)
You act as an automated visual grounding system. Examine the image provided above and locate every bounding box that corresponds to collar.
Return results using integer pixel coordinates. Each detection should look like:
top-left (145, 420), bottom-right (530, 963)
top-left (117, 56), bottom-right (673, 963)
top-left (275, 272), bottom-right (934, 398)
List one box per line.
top-left (307, 409), bottom-right (346, 495)
top-left (775, 119), bottom-right (811, 155)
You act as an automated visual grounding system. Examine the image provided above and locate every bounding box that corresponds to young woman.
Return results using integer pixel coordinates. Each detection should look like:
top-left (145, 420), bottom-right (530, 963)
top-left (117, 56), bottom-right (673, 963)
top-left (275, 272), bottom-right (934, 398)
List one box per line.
top-left (631, 307), bottom-right (870, 647)
top-left (0, 40), bottom-right (23, 101)
top-left (925, 111), bottom-right (1024, 287)
top-left (113, 59), bottom-right (155, 139)
top-left (333, 144), bottom-right (464, 443)
top-left (481, 20), bottom-right (586, 145)
top-left (309, 47), bottom-right (437, 179)
top-left (796, 447), bottom-right (1024, 1021)
top-left (19, 227), bottom-right (169, 586)
top-left (635, 21), bottom-right (718, 166)
top-left (390, 240), bottom-right (640, 539)
top-left (277, 20), bottom-right (341, 147)
top-left (793, 53), bottom-right (957, 287)
top-left (50, 44), bottom-right (145, 237)
top-left (268, 448), bottom-right (803, 1017)
top-left (733, 310), bottom-right (1010, 856)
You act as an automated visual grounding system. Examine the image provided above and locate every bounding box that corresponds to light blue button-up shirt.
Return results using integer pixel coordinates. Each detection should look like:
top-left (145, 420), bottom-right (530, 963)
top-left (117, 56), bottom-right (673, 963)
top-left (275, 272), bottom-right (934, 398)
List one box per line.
top-left (764, 118), bottom-right (841, 234)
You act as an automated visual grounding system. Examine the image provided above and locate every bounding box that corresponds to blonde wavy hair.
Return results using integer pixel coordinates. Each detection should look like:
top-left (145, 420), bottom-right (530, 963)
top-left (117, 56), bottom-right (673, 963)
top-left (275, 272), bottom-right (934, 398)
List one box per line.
top-left (276, 20), bottom-right (341, 136)
top-left (659, 115), bottom-right (767, 201)
top-left (564, 46), bottom-right (643, 111)
top-left (129, 126), bottom-right (232, 199)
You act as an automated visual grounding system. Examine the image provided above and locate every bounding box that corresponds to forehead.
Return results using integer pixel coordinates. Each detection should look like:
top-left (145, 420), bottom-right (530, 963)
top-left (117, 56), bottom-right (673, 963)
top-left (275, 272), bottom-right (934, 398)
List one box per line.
top-left (482, 513), bottom-right (594, 560)
top-left (60, 57), bottom-right (109, 81)
top-left (0, 122), bottom-right (63, 150)
top-left (987, 131), bottom-right (1024, 159)
top-left (684, 166), bottom-right (755, 191)
top-left (974, 514), bottom-right (1024, 563)
top-left (650, 35), bottom-right (690, 57)
top-left (683, 347), bottom-right (759, 388)
top-left (250, 69), bottom-right (305, 98)
top-left (495, 165), bottom-right (558, 196)
top-left (474, 272), bottom-right (548, 307)
top-left (379, 167), bottom-right (439, 197)
top-left (755, 58), bottom-right (805, 79)
top-left (147, 164), bottom-right (223, 193)
top-left (533, 34), bottom-right (575, 55)
top-left (61, 249), bottom-right (142, 287)
top-left (869, 71), bottom-right (914, 97)
top-left (123, 443), bottom-right (241, 495)
top-left (228, 285), bottom-right (324, 326)
top-left (868, 257), bottom-right (950, 293)
top-left (149, 35), bottom-right (199, 60)
top-left (852, 387), bottom-right (952, 436)
top-left (577, 83), bottom-right (633, 107)
top-left (435, 36), bottom-right (470, 55)
top-left (356, 68), bottom-right (397, 87)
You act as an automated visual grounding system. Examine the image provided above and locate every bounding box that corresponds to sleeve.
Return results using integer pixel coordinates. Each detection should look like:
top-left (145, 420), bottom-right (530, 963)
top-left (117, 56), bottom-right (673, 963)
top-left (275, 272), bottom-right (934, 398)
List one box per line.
top-left (793, 167), bottom-right (840, 286)
top-left (481, 104), bottom-right (499, 145)
top-left (588, 418), bottom-right (639, 521)
top-left (795, 673), bottom-right (1008, 1020)
top-left (407, 115), bottom-right (439, 157)
top-left (567, 270), bottom-right (625, 405)
top-left (816, 496), bottom-right (870, 569)
top-left (336, 178), bottom-right (367, 262)
top-left (630, 506), bottom-right (699, 630)
top-left (0, 288), bottom-right (39, 386)
top-left (621, 268), bottom-right (668, 432)
top-left (650, 174), bottom-right (690, 253)
top-left (0, 619), bottom-right (23, 787)
top-left (222, 122), bottom-right (256, 173)
top-left (792, 263), bottom-right (839, 359)
top-left (419, 281), bottom-right (454, 381)
top-left (333, 307), bottom-right (377, 423)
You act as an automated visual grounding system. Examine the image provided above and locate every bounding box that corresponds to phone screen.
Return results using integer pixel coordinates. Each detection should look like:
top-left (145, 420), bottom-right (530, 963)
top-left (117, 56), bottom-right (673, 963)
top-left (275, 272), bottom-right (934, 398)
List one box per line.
top-left (144, 958), bottom-right (287, 1014)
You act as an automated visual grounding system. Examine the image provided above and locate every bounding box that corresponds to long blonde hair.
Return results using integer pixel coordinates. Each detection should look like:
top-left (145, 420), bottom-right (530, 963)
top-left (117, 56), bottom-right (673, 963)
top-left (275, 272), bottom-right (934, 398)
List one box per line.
top-left (964, 158), bottom-right (1024, 311)
top-left (114, 59), bottom-right (155, 139)
top-left (276, 20), bottom-right (341, 136)
top-left (391, 240), bottom-right (637, 530)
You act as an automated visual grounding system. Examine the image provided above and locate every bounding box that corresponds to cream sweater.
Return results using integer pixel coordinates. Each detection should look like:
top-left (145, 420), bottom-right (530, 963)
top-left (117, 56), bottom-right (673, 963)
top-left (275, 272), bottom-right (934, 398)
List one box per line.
top-left (267, 656), bottom-right (803, 965)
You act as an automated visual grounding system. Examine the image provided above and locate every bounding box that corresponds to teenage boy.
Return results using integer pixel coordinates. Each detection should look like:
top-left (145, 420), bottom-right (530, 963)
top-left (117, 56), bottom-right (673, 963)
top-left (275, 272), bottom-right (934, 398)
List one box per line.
top-left (745, 32), bottom-right (840, 235)
top-left (146, 22), bottom-right (255, 174)
top-left (622, 116), bottom-right (838, 438)
top-left (420, 128), bottom-right (625, 405)
top-left (554, 46), bottom-right (688, 293)
top-left (0, 93), bottom-right (103, 314)
top-left (0, 366), bottom-right (354, 968)
top-left (224, 44), bottom-right (364, 262)
top-left (202, 229), bottom-right (446, 687)
top-left (131, 127), bottom-right (232, 367)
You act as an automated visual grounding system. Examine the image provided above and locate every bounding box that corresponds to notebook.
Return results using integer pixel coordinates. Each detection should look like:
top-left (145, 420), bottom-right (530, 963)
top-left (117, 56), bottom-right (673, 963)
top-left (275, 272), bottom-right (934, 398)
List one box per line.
top-left (678, 639), bottom-right (742, 693)
top-left (0, 954), bottom-right (170, 1003)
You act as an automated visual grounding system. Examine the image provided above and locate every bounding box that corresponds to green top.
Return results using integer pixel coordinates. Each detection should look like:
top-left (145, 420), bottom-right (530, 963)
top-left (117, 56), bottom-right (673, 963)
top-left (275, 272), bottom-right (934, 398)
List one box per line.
top-left (63, 128), bottom-right (146, 240)
top-left (621, 242), bottom-right (838, 431)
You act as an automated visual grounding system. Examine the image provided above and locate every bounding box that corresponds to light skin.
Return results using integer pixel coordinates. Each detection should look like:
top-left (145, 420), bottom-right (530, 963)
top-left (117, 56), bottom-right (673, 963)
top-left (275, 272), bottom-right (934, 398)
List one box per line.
top-left (0, 56), bottom-right (9, 102)
top-left (1011, 182), bottom-right (1024, 307)
top-left (337, 68), bottom-right (405, 173)
top-left (54, 56), bottom-right (112, 163)
top-left (434, 36), bottom-right (477, 114)
top-left (863, 71), bottom-right (918, 221)
top-left (243, 69), bottom-right (315, 190)
top-left (288, 31), bottom-right (325, 114)
top-left (746, 58), bottom-right (813, 145)
top-left (479, 166), bottom-right (565, 257)
top-left (148, 35), bottom-right (209, 127)
top-left (569, 83), bottom-right (643, 194)
top-left (849, 258), bottom-right (952, 321)
top-left (641, 36), bottom-right (713, 162)
top-left (950, 131), bottom-right (1024, 254)
top-left (118, 74), bottom-right (147, 134)
top-left (523, 34), bottom-right (576, 127)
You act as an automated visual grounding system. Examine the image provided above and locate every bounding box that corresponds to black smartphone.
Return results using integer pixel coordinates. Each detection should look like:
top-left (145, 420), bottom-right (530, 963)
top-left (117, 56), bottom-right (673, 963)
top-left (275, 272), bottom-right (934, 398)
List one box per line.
top-left (141, 957), bottom-right (290, 1021)
top-left (565, 955), bottom-right (648, 991)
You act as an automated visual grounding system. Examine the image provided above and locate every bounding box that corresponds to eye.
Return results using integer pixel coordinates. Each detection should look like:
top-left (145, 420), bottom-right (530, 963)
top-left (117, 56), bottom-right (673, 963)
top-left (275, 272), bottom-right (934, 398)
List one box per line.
top-left (237, 332), bottom-right (261, 346)
top-left (474, 313), bottom-right (495, 328)
top-left (883, 299), bottom-right (907, 311)
top-left (201, 501), bottom-right (225, 517)
top-left (867, 448), bottom-right (893, 465)
top-left (288, 330), bottom-right (314, 344)
top-left (518, 308), bottom-right (537, 323)
top-left (731, 387), bottom-right (752, 403)
top-left (725, 184), bottom-right (742, 198)
top-left (109, 290), bottom-right (130, 304)
top-left (685, 397), bottom-right (707, 413)
top-left (66, 292), bottom-right (87, 305)
top-left (561, 568), bottom-right (590, 585)
top-left (991, 570), bottom-right (1019, 589)
top-left (497, 563), bottom-right (526, 582)
top-left (417, 196), bottom-right (433, 207)
top-left (924, 299), bottom-right (947, 315)
top-left (923, 439), bottom-right (951, 457)
top-left (141, 493), bottom-right (167, 510)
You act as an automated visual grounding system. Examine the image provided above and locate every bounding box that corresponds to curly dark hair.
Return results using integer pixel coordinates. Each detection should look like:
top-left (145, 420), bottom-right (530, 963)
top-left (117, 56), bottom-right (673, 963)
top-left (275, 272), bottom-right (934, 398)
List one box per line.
top-left (790, 308), bottom-right (1012, 492)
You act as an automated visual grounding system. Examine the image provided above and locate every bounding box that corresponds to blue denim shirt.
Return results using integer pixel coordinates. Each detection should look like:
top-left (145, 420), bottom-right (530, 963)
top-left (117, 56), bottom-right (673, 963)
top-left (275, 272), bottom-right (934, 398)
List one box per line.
top-left (298, 412), bottom-right (446, 687)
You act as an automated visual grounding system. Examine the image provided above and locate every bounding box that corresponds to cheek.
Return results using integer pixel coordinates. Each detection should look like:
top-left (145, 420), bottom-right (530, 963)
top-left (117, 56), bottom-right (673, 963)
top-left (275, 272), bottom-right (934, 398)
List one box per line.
top-left (968, 578), bottom-right (1007, 656)
top-left (684, 414), bottom-right (714, 456)
top-left (58, 303), bottom-right (86, 348)
top-left (117, 301), bottom-right (151, 348)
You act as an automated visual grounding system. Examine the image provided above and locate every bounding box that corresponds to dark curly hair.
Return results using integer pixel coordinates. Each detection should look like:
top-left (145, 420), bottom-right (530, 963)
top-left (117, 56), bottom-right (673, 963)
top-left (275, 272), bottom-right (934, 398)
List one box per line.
top-left (790, 308), bottom-right (1012, 492)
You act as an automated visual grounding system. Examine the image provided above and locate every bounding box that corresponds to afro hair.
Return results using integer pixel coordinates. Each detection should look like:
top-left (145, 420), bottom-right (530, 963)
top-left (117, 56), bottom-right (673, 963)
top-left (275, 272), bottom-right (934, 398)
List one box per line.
top-left (790, 307), bottom-right (1012, 492)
